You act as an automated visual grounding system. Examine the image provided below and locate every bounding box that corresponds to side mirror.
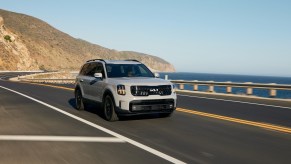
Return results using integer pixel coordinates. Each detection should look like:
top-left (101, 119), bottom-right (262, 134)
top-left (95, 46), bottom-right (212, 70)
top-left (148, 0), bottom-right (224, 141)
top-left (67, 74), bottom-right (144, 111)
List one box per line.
top-left (154, 72), bottom-right (160, 78)
top-left (94, 73), bottom-right (103, 79)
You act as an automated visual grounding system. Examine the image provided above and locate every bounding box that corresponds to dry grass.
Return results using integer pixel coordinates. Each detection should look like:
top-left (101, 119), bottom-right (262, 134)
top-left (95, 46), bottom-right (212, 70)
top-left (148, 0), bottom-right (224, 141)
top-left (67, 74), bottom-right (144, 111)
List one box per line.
top-left (32, 72), bottom-right (76, 79)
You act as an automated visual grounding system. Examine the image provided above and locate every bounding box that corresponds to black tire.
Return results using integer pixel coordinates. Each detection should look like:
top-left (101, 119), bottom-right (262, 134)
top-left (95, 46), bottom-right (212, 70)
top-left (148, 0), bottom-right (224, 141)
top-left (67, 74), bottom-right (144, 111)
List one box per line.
top-left (103, 95), bottom-right (119, 121)
top-left (75, 88), bottom-right (86, 111)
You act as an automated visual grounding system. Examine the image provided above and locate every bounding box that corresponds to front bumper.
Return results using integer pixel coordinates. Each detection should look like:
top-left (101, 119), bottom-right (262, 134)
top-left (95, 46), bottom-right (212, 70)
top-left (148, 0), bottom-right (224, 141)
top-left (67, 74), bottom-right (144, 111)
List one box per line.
top-left (116, 99), bottom-right (176, 116)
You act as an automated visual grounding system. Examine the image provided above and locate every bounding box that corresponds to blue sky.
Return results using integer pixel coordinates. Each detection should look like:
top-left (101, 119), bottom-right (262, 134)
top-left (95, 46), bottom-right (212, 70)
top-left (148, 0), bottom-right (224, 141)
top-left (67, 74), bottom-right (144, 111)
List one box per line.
top-left (1, 0), bottom-right (290, 76)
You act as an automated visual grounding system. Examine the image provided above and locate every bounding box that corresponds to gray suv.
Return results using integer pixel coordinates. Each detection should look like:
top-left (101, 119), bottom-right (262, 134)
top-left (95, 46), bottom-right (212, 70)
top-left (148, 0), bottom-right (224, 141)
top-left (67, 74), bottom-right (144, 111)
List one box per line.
top-left (75, 59), bottom-right (177, 121)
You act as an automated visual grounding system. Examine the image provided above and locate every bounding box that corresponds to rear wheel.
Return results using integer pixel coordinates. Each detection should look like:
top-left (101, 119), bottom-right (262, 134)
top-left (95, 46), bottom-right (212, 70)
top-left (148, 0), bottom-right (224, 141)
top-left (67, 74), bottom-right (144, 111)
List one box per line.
top-left (103, 95), bottom-right (119, 121)
top-left (75, 88), bottom-right (86, 111)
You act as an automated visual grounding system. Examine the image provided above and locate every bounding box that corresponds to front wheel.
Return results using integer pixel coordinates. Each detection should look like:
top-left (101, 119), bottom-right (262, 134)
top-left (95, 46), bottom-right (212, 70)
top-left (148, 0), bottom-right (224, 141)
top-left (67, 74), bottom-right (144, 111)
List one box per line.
top-left (103, 95), bottom-right (119, 121)
top-left (75, 89), bottom-right (86, 111)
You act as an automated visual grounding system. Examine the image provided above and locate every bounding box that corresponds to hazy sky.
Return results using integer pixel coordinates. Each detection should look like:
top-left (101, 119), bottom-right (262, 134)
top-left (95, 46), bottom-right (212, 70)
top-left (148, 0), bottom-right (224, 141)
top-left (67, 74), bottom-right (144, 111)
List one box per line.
top-left (1, 0), bottom-right (290, 76)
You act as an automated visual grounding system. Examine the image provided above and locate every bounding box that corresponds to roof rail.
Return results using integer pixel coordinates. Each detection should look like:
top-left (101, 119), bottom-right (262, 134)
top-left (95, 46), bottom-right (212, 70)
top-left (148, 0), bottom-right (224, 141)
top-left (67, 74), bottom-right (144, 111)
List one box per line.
top-left (86, 59), bottom-right (106, 63)
top-left (125, 59), bottom-right (140, 63)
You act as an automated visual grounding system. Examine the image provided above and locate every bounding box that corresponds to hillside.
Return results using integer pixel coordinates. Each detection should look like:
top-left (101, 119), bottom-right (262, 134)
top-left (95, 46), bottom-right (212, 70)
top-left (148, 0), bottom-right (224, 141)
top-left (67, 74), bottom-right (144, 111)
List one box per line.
top-left (0, 9), bottom-right (175, 72)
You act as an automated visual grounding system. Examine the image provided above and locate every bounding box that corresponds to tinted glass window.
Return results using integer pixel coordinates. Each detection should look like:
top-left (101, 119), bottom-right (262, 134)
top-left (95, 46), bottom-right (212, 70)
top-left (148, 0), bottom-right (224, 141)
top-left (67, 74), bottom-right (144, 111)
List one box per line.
top-left (106, 64), bottom-right (154, 78)
top-left (80, 63), bottom-right (89, 75)
top-left (95, 63), bottom-right (106, 78)
top-left (81, 62), bottom-right (105, 77)
top-left (85, 63), bottom-right (98, 77)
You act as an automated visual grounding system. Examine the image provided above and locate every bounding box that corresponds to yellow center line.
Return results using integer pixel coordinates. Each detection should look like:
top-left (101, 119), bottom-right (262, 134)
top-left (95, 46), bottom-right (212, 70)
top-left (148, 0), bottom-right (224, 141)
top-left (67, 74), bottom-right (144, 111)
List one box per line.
top-left (176, 108), bottom-right (291, 134)
top-left (13, 81), bottom-right (291, 134)
top-left (15, 81), bottom-right (74, 91)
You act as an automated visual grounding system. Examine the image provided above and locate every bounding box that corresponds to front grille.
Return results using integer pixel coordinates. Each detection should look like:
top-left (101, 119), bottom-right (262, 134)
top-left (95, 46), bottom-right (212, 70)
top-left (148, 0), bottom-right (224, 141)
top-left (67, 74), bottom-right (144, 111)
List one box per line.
top-left (131, 85), bottom-right (172, 96)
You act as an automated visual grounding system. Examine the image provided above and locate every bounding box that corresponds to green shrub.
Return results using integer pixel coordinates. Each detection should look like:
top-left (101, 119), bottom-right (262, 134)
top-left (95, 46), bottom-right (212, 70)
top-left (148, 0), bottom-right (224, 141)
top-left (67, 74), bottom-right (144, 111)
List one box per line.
top-left (4, 35), bottom-right (12, 42)
top-left (39, 65), bottom-right (46, 71)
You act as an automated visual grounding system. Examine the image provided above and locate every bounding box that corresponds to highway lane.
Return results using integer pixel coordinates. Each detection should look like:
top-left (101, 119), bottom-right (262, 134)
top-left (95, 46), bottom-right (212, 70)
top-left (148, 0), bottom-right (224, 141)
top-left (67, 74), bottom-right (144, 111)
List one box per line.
top-left (0, 80), bottom-right (291, 163)
top-left (177, 90), bottom-right (291, 109)
top-left (177, 92), bottom-right (291, 128)
top-left (15, 82), bottom-right (291, 128)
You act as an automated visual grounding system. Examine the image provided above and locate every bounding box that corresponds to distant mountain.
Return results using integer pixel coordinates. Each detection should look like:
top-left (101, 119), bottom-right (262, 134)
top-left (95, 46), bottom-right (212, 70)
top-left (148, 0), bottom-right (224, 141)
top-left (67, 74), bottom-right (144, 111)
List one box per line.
top-left (0, 9), bottom-right (175, 72)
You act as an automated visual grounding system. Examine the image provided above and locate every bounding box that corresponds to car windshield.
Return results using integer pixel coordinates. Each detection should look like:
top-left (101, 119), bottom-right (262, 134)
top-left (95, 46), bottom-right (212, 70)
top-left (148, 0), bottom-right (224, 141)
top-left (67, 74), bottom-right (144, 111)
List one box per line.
top-left (106, 64), bottom-right (154, 78)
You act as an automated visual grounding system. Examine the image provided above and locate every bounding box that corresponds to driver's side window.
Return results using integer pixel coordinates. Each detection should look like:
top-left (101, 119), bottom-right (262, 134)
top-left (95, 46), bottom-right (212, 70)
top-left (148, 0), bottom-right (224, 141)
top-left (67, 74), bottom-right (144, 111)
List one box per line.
top-left (95, 63), bottom-right (105, 78)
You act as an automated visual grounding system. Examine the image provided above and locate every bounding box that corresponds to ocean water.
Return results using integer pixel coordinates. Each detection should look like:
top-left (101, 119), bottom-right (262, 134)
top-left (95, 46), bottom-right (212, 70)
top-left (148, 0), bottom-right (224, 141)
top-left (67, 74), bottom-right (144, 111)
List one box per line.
top-left (159, 72), bottom-right (291, 99)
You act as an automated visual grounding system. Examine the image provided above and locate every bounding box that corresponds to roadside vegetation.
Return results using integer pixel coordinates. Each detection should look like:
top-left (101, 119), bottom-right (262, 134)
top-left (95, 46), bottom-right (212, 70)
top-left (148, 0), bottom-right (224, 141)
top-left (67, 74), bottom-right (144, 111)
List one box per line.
top-left (29, 72), bottom-right (76, 79)
top-left (4, 35), bottom-right (12, 42)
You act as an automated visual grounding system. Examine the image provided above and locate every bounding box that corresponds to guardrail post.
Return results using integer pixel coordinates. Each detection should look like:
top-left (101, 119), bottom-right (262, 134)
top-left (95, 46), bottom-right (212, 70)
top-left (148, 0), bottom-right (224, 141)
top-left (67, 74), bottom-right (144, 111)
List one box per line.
top-left (193, 80), bottom-right (198, 91)
top-left (208, 81), bottom-right (214, 92)
top-left (179, 83), bottom-right (184, 90)
top-left (226, 81), bottom-right (232, 94)
top-left (269, 89), bottom-right (277, 98)
top-left (246, 82), bottom-right (253, 95)
top-left (193, 84), bottom-right (198, 91)
top-left (269, 83), bottom-right (277, 97)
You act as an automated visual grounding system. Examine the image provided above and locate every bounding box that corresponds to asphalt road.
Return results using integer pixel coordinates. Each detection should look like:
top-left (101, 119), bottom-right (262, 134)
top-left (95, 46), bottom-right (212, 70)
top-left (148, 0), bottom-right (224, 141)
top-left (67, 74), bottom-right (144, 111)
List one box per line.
top-left (0, 76), bottom-right (291, 163)
top-left (0, 72), bottom-right (42, 80)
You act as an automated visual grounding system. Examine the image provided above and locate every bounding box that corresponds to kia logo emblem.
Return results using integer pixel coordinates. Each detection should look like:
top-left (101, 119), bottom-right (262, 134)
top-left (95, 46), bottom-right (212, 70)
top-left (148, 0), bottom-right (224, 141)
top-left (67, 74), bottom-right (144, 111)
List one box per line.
top-left (150, 89), bottom-right (158, 92)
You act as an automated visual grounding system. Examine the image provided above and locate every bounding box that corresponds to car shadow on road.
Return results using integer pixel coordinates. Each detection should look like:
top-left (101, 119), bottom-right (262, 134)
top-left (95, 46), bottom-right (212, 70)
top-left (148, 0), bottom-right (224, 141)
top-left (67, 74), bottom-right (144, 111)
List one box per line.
top-left (68, 98), bottom-right (170, 121)
top-left (68, 98), bottom-right (103, 116)
top-left (68, 98), bottom-right (76, 109)
top-left (119, 114), bottom-right (168, 122)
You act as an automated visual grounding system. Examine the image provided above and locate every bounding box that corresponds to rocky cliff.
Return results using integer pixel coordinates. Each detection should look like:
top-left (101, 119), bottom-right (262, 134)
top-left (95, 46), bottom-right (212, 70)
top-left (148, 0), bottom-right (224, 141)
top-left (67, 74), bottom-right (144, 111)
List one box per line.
top-left (0, 9), bottom-right (175, 72)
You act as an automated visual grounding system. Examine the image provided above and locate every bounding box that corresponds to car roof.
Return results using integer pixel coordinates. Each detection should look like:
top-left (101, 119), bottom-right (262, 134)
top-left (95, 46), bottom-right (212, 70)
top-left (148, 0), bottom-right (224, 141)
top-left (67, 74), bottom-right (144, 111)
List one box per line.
top-left (86, 59), bottom-right (141, 65)
top-left (105, 60), bottom-right (140, 64)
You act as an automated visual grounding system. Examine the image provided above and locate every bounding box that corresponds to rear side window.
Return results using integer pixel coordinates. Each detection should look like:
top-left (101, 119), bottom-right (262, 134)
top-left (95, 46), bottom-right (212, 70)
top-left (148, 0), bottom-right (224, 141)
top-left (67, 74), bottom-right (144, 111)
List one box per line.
top-left (79, 63), bottom-right (90, 75)
top-left (85, 63), bottom-right (98, 77)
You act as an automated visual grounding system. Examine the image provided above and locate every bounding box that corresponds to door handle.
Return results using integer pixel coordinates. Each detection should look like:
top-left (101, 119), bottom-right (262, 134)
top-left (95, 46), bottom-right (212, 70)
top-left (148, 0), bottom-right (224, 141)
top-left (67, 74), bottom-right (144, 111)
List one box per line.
top-left (80, 79), bottom-right (84, 82)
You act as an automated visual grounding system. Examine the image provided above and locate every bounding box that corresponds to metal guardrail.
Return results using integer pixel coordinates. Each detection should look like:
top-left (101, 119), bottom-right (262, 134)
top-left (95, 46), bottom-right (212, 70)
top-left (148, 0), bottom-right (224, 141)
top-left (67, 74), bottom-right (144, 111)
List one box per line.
top-left (171, 80), bottom-right (291, 98)
top-left (18, 77), bottom-right (291, 98)
top-left (19, 78), bottom-right (75, 84)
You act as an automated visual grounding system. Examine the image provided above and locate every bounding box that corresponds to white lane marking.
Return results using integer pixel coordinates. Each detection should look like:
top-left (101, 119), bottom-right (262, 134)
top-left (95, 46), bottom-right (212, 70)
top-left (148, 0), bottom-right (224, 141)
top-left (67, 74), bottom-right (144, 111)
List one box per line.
top-left (178, 94), bottom-right (291, 110)
top-left (0, 86), bottom-right (185, 164)
top-left (0, 135), bottom-right (124, 142)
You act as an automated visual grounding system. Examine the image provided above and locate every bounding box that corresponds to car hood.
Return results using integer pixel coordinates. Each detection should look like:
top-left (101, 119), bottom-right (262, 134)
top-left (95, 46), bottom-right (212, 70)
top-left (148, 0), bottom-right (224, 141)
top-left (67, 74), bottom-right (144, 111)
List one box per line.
top-left (107, 77), bottom-right (172, 86)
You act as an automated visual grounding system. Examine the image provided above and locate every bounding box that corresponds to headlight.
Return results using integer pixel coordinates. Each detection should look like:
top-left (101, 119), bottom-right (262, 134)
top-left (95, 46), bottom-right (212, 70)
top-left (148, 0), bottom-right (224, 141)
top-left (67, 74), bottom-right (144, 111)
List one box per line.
top-left (117, 85), bottom-right (126, 95)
